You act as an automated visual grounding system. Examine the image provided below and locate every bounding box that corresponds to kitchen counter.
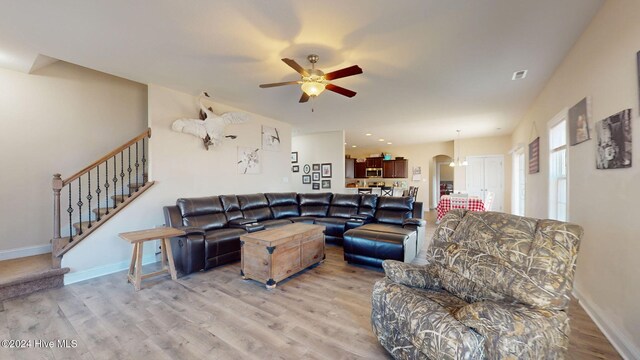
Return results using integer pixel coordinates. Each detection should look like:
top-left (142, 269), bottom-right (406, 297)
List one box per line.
top-left (344, 187), bottom-right (405, 197)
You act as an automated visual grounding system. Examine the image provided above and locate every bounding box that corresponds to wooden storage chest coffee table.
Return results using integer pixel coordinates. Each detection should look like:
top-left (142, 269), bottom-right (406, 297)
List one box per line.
top-left (240, 223), bottom-right (325, 289)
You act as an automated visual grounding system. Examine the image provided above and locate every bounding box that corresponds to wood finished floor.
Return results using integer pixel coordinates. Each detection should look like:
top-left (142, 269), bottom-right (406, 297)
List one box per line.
top-left (0, 213), bottom-right (621, 359)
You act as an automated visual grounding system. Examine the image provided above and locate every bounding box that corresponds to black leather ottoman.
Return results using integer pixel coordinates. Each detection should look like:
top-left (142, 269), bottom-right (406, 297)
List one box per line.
top-left (343, 224), bottom-right (417, 267)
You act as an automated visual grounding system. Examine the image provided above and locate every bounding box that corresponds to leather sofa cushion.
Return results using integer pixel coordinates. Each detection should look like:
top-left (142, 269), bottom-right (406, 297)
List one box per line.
top-left (243, 207), bottom-right (273, 221)
top-left (238, 193), bottom-right (269, 210)
top-left (183, 213), bottom-right (228, 231)
top-left (300, 205), bottom-right (330, 217)
top-left (375, 197), bottom-right (415, 225)
top-left (343, 229), bottom-right (407, 261)
top-left (358, 194), bottom-right (378, 218)
top-left (315, 217), bottom-right (350, 237)
top-left (288, 216), bottom-right (317, 224)
top-left (327, 194), bottom-right (359, 218)
top-left (205, 228), bottom-right (246, 257)
top-left (220, 195), bottom-right (243, 221)
top-left (266, 192), bottom-right (300, 219)
top-left (259, 219), bottom-right (293, 229)
top-left (265, 192), bottom-right (298, 206)
top-left (177, 196), bottom-right (223, 217)
top-left (298, 193), bottom-right (332, 217)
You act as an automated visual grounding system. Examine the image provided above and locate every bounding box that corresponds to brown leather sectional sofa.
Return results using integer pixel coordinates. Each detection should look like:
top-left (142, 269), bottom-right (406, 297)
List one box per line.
top-left (163, 192), bottom-right (424, 275)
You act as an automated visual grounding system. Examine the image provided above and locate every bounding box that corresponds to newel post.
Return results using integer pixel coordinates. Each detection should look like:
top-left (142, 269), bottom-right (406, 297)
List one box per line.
top-left (52, 174), bottom-right (63, 239)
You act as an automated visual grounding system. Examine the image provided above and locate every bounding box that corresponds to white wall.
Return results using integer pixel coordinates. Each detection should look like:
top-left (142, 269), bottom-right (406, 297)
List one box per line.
top-left (62, 84), bottom-right (292, 282)
top-left (291, 131), bottom-right (345, 194)
top-left (511, 1), bottom-right (640, 357)
top-left (0, 61), bottom-right (148, 257)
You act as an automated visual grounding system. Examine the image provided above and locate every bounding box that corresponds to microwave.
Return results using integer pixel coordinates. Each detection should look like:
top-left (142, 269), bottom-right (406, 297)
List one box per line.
top-left (366, 168), bottom-right (383, 178)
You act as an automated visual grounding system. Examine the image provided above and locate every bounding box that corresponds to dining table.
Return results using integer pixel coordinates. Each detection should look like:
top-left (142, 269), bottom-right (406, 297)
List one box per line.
top-left (436, 195), bottom-right (485, 222)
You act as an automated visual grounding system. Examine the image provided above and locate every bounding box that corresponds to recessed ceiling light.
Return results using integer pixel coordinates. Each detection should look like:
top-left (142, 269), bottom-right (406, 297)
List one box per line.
top-left (365, 133), bottom-right (372, 136)
top-left (512, 70), bottom-right (528, 80)
top-left (352, 145), bottom-right (357, 148)
top-left (378, 138), bottom-right (384, 142)
top-left (387, 142), bottom-right (392, 145)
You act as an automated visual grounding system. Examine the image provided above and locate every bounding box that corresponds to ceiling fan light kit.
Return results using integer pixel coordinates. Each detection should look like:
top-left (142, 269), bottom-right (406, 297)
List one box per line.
top-left (259, 54), bottom-right (362, 104)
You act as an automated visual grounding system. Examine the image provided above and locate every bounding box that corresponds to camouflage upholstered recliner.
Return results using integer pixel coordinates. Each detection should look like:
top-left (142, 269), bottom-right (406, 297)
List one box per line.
top-left (371, 209), bottom-right (583, 359)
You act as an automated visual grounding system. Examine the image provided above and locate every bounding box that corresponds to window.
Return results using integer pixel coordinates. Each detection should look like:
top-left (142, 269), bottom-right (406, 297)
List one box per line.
top-left (549, 114), bottom-right (567, 221)
top-left (512, 148), bottom-right (525, 216)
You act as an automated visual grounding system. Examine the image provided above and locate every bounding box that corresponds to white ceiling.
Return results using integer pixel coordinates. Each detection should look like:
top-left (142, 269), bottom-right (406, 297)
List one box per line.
top-left (0, 0), bottom-right (603, 147)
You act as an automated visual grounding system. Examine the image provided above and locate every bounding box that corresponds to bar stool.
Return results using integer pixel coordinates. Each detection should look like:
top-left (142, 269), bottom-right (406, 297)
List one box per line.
top-left (358, 188), bottom-right (372, 194)
top-left (381, 187), bottom-right (393, 196)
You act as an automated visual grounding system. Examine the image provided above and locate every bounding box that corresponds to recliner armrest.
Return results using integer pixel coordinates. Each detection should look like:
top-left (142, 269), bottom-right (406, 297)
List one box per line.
top-left (229, 218), bottom-right (264, 232)
top-left (350, 214), bottom-right (373, 221)
top-left (175, 226), bottom-right (205, 236)
top-left (382, 260), bottom-right (440, 290)
top-left (403, 217), bottom-right (426, 228)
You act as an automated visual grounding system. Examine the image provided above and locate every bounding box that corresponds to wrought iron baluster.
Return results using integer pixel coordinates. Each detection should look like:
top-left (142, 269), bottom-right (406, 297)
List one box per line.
top-left (135, 141), bottom-right (140, 191)
top-left (104, 159), bottom-right (110, 215)
top-left (96, 164), bottom-right (101, 221)
top-left (142, 137), bottom-right (147, 184)
top-left (67, 185), bottom-right (73, 241)
top-left (87, 170), bottom-right (92, 228)
top-left (127, 147), bottom-right (132, 197)
top-left (112, 155), bottom-right (118, 209)
top-left (77, 179), bottom-right (83, 235)
top-left (120, 151), bottom-right (125, 202)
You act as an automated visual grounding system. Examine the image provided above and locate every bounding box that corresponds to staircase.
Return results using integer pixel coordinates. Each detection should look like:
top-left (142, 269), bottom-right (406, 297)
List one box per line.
top-left (0, 128), bottom-right (154, 300)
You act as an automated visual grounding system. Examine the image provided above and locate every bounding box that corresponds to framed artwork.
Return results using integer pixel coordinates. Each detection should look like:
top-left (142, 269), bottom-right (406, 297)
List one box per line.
top-left (528, 137), bottom-right (540, 174)
top-left (321, 179), bottom-right (331, 189)
top-left (312, 183), bottom-right (320, 190)
top-left (303, 164), bottom-right (311, 174)
top-left (291, 152), bottom-right (298, 163)
top-left (596, 109), bottom-right (632, 169)
top-left (262, 126), bottom-right (281, 151)
top-left (292, 165), bottom-right (299, 173)
top-left (312, 164), bottom-right (320, 171)
top-left (302, 175), bottom-right (311, 184)
top-left (637, 51), bottom-right (640, 115)
top-left (569, 97), bottom-right (591, 146)
top-left (321, 163), bottom-right (332, 178)
top-left (312, 172), bottom-right (320, 181)
top-left (237, 147), bottom-right (260, 174)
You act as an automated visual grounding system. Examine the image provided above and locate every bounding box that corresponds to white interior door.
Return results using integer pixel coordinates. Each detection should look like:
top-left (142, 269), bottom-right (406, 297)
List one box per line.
top-left (483, 156), bottom-right (504, 211)
top-left (465, 157), bottom-right (485, 198)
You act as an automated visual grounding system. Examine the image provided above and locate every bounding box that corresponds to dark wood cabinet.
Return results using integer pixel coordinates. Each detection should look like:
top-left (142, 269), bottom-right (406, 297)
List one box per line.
top-left (365, 157), bottom-right (383, 168)
top-left (354, 162), bottom-right (366, 178)
top-left (382, 159), bottom-right (408, 178)
top-left (345, 158), bottom-right (355, 178)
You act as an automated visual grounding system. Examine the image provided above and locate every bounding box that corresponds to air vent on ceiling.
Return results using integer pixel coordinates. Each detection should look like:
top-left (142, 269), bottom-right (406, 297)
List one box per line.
top-left (512, 70), bottom-right (528, 80)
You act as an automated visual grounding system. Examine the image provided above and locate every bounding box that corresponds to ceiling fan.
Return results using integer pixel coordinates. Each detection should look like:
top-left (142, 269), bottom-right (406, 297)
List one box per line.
top-left (259, 54), bottom-right (363, 103)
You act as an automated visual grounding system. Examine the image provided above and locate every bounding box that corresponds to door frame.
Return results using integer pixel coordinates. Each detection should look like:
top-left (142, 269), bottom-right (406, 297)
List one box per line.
top-left (434, 161), bottom-right (450, 208)
top-left (511, 147), bottom-right (526, 216)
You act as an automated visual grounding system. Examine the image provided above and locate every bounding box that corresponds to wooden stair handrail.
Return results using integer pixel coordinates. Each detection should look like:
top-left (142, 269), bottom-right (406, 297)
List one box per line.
top-left (62, 128), bottom-right (151, 186)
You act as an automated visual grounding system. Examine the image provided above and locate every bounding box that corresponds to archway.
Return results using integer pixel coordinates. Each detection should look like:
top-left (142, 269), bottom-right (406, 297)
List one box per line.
top-left (431, 154), bottom-right (453, 209)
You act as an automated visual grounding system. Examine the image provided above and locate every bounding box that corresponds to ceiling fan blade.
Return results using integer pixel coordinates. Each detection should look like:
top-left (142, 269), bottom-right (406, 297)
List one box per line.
top-left (326, 84), bottom-right (357, 98)
top-left (259, 81), bottom-right (300, 88)
top-left (324, 65), bottom-right (363, 81)
top-left (282, 58), bottom-right (310, 77)
top-left (299, 92), bottom-right (310, 103)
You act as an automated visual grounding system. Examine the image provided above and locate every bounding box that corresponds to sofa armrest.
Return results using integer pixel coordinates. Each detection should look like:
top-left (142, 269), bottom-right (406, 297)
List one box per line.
top-left (454, 300), bottom-right (569, 341)
top-left (350, 214), bottom-right (373, 221)
top-left (174, 226), bottom-right (205, 236)
top-left (382, 260), bottom-right (440, 290)
top-left (403, 217), bottom-right (426, 228)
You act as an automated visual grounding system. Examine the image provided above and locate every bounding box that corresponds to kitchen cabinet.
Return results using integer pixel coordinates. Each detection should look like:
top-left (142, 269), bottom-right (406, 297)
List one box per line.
top-left (354, 162), bottom-right (366, 178)
top-left (382, 159), bottom-right (408, 178)
top-left (345, 158), bottom-right (355, 178)
top-left (365, 157), bottom-right (383, 168)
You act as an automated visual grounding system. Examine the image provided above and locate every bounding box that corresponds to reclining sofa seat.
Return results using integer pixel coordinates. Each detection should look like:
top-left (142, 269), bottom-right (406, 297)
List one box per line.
top-left (314, 193), bottom-right (361, 245)
top-left (237, 193), bottom-right (292, 229)
top-left (371, 209), bottom-right (584, 359)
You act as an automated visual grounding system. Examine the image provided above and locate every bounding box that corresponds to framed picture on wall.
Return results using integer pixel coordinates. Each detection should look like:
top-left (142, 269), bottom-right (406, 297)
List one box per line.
top-left (302, 175), bottom-right (311, 184)
top-left (595, 109), bottom-right (632, 169)
top-left (292, 165), bottom-right (299, 173)
top-left (569, 97), bottom-right (591, 146)
top-left (312, 183), bottom-right (320, 190)
top-left (312, 164), bottom-right (320, 171)
top-left (291, 152), bottom-right (298, 163)
top-left (303, 164), bottom-right (311, 174)
top-left (528, 137), bottom-right (540, 174)
top-left (321, 163), bottom-right (332, 178)
top-left (312, 172), bottom-right (320, 181)
top-left (321, 180), bottom-right (331, 189)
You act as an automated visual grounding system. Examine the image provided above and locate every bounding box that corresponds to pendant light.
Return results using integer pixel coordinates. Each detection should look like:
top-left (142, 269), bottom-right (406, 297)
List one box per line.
top-left (449, 130), bottom-right (468, 167)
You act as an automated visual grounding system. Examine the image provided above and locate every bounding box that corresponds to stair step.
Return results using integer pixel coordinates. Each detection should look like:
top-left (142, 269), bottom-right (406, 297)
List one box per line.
top-left (72, 221), bottom-right (99, 233)
top-left (127, 182), bottom-right (146, 189)
top-left (111, 194), bottom-right (131, 203)
top-left (0, 254), bottom-right (69, 301)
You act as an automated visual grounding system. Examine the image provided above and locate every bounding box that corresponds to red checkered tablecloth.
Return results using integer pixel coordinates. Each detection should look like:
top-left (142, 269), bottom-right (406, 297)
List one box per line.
top-left (436, 196), bottom-right (485, 222)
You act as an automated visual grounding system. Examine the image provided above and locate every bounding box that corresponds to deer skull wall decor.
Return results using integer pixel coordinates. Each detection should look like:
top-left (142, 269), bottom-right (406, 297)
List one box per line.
top-left (171, 92), bottom-right (249, 150)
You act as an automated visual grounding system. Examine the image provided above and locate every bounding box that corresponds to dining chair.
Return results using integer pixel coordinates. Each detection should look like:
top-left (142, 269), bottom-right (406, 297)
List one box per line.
top-left (382, 187), bottom-right (393, 196)
top-left (358, 188), bottom-right (373, 194)
top-left (449, 193), bottom-right (469, 210)
top-left (484, 191), bottom-right (495, 211)
top-left (408, 186), bottom-right (419, 198)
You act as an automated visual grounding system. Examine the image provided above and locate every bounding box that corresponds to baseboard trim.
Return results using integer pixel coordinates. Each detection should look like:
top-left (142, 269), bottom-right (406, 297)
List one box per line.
top-left (64, 254), bottom-right (158, 285)
top-left (0, 244), bottom-right (51, 261)
top-left (572, 288), bottom-right (640, 360)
